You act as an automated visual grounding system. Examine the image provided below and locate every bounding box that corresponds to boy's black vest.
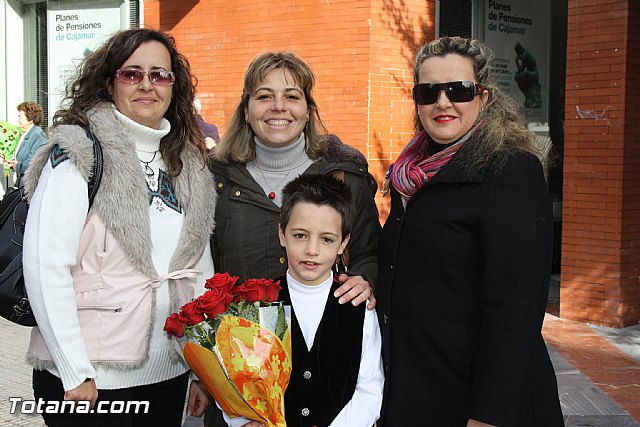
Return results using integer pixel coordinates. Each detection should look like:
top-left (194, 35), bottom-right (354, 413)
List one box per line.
top-left (278, 275), bottom-right (365, 427)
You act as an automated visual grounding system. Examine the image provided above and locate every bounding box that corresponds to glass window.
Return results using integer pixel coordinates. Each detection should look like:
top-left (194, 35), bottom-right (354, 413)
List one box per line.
top-left (3, 0), bottom-right (140, 129)
top-left (437, 0), bottom-right (473, 38)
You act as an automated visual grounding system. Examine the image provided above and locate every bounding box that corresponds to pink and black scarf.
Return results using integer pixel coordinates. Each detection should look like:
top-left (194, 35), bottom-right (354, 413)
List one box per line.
top-left (388, 124), bottom-right (481, 202)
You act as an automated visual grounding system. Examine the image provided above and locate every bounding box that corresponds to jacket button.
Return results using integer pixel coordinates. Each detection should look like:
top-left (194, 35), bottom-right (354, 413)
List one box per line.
top-left (396, 216), bottom-right (400, 222)
top-left (217, 182), bottom-right (224, 189)
top-left (390, 265), bottom-right (394, 270)
top-left (234, 190), bottom-right (241, 197)
top-left (279, 257), bottom-right (286, 264)
top-left (301, 408), bottom-right (310, 417)
top-left (383, 314), bottom-right (388, 324)
top-left (303, 370), bottom-right (311, 380)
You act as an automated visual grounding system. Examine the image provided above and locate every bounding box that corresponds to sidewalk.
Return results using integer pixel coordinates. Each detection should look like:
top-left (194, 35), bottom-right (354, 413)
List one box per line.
top-left (543, 313), bottom-right (640, 426)
top-left (1, 314), bottom-right (638, 426)
top-left (0, 316), bottom-right (203, 427)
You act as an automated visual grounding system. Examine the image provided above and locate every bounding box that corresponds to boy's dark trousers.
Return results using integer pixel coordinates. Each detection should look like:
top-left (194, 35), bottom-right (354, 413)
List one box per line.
top-left (204, 405), bottom-right (226, 427)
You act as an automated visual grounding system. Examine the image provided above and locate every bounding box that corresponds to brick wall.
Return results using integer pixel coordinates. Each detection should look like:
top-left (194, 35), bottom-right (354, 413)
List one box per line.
top-left (621, 0), bottom-right (640, 326)
top-left (143, 0), bottom-right (431, 222)
top-left (562, 0), bottom-right (639, 327)
top-left (368, 0), bottom-right (434, 218)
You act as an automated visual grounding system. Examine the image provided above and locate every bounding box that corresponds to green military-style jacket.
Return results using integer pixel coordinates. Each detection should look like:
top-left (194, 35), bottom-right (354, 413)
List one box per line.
top-left (210, 135), bottom-right (380, 287)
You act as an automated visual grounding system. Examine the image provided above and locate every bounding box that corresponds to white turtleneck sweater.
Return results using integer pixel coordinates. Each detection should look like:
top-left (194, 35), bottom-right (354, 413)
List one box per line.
top-left (24, 108), bottom-right (214, 391)
top-left (246, 133), bottom-right (315, 207)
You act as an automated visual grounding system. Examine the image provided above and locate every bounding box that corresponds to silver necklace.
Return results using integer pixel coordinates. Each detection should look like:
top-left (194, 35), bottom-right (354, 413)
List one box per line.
top-left (140, 151), bottom-right (158, 178)
top-left (257, 167), bottom-right (300, 200)
top-left (253, 156), bottom-right (307, 200)
top-left (252, 159), bottom-right (305, 173)
top-left (254, 162), bottom-right (302, 200)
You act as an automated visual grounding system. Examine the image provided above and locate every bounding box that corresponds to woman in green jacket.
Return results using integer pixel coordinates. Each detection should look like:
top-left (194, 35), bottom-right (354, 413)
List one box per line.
top-left (210, 51), bottom-right (379, 301)
top-left (206, 52), bottom-right (380, 426)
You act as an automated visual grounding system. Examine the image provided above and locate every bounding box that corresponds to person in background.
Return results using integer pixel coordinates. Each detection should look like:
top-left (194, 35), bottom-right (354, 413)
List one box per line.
top-left (222, 173), bottom-right (383, 427)
top-left (22, 28), bottom-right (215, 426)
top-left (0, 101), bottom-right (47, 187)
top-left (376, 36), bottom-right (563, 426)
top-left (207, 50), bottom-right (380, 427)
top-left (194, 96), bottom-right (220, 150)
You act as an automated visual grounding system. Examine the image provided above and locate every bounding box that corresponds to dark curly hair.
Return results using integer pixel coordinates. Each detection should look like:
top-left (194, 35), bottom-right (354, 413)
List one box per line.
top-left (52, 28), bottom-right (206, 176)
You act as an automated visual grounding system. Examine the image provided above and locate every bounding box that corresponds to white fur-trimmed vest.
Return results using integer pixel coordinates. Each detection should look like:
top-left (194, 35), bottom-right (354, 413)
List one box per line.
top-left (23, 103), bottom-right (216, 369)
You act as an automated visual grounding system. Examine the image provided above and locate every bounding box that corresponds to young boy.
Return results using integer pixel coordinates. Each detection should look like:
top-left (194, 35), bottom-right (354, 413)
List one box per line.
top-left (223, 173), bottom-right (384, 427)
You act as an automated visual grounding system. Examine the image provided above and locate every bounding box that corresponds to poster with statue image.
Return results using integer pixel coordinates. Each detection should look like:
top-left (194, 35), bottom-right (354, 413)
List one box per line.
top-left (483, 0), bottom-right (549, 125)
top-left (46, 3), bottom-right (124, 124)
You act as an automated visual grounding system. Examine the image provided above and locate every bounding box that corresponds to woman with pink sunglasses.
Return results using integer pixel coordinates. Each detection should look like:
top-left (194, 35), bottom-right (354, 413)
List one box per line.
top-left (22, 28), bottom-right (215, 426)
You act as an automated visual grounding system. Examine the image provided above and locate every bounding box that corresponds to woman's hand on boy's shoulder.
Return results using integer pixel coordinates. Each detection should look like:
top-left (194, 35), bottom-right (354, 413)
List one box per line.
top-left (334, 274), bottom-right (376, 310)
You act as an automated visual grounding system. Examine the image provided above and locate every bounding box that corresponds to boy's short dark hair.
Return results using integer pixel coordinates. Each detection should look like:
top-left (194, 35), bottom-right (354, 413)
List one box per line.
top-left (280, 173), bottom-right (354, 240)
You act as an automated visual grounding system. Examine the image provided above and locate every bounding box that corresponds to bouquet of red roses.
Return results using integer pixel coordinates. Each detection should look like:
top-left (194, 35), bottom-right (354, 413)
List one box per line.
top-left (165, 273), bottom-right (291, 427)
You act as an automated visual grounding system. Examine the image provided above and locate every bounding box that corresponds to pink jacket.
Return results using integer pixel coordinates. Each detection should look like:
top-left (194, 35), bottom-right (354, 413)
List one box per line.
top-left (23, 107), bottom-right (216, 371)
top-left (28, 213), bottom-right (202, 365)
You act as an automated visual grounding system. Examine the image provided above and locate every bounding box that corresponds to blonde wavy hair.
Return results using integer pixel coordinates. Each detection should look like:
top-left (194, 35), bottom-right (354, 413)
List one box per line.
top-left (214, 51), bottom-right (328, 164)
top-left (414, 37), bottom-right (541, 169)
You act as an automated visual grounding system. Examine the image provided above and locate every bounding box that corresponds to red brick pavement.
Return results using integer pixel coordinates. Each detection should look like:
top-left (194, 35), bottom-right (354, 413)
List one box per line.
top-left (542, 314), bottom-right (640, 421)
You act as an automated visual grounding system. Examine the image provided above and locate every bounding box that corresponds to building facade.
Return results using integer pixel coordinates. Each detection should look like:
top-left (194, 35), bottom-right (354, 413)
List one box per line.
top-left (2, 0), bottom-right (638, 327)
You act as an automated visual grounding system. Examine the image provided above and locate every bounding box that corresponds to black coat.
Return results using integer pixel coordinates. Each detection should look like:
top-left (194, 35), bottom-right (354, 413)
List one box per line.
top-left (377, 149), bottom-right (563, 426)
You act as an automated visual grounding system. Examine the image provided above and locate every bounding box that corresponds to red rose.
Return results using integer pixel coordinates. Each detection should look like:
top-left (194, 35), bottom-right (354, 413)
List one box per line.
top-left (164, 313), bottom-right (185, 338)
top-left (178, 300), bottom-right (205, 326)
top-left (197, 288), bottom-right (233, 318)
top-left (204, 272), bottom-right (240, 293)
top-left (233, 278), bottom-right (282, 303)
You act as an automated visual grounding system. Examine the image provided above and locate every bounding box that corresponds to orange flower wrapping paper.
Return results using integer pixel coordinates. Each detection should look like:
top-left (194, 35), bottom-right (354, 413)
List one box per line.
top-left (183, 315), bottom-right (292, 427)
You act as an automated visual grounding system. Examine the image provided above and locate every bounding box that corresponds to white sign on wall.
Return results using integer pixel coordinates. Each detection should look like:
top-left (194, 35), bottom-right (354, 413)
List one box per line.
top-left (47, 6), bottom-right (122, 123)
top-left (483, 0), bottom-right (550, 125)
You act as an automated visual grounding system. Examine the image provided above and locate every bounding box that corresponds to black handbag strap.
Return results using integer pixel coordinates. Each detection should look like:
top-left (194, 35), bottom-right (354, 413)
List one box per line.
top-left (0, 187), bottom-right (23, 226)
top-left (80, 126), bottom-right (103, 208)
top-left (1, 125), bottom-right (102, 217)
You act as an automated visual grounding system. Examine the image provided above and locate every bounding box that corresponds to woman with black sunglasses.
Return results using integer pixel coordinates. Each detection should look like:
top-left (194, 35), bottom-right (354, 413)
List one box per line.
top-left (376, 36), bottom-right (563, 427)
top-left (21, 28), bottom-right (215, 426)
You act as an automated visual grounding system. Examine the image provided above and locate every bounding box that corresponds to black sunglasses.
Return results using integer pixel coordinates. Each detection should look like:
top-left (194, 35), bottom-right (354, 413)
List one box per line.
top-left (114, 68), bottom-right (176, 86)
top-left (412, 80), bottom-right (484, 105)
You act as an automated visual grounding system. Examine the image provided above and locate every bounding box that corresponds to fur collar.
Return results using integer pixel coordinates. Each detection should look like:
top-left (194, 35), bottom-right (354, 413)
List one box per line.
top-left (25, 103), bottom-right (216, 294)
top-left (323, 134), bottom-right (368, 166)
